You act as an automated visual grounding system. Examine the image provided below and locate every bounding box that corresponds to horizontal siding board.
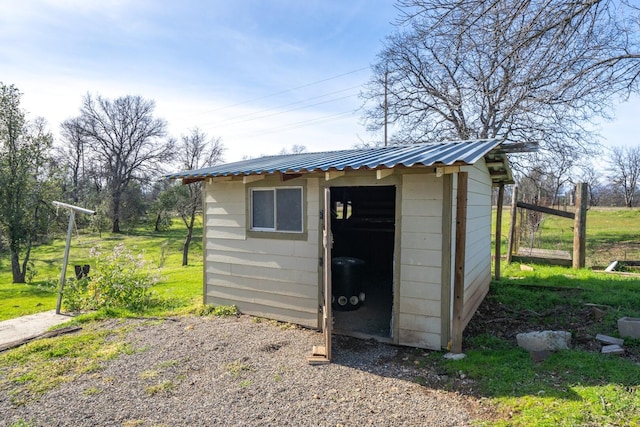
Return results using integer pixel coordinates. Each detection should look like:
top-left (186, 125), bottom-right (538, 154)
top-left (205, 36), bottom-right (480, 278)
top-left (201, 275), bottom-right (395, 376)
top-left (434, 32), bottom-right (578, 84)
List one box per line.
top-left (204, 295), bottom-right (317, 328)
top-left (401, 248), bottom-right (442, 268)
top-left (207, 261), bottom-right (232, 276)
top-left (399, 296), bottom-right (441, 317)
top-left (206, 250), bottom-right (318, 273)
top-left (207, 286), bottom-right (316, 315)
top-left (401, 232), bottom-right (442, 251)
top-left (206, 203), bottom-right (245, 216)
top-left (206, 238), bottom-right (316, 257)
top-left (400, 281), bottom-right (441, 300)
top-left (206, 226), bottom-right (246, 240)
top-left (402, 174), bottom-right (442, 197)
top-left (400, 264), bottom-right (441, 284)
top-left (208, 273), bottom-right (316, 299)
top-left (402, 199), bottom-right (444, 216)
top-left (206, 215), bottom-right (245, 228)
top-left (205, 183), bottom-right (245, 203)
top-left (398, 313), bottom-right (440, 334)
top-left (398, 329), bottom-right (441, 350)
top-left (401, 215), bottom-right (442, 232)
top-left (228, 263), bottom-right (317, 286)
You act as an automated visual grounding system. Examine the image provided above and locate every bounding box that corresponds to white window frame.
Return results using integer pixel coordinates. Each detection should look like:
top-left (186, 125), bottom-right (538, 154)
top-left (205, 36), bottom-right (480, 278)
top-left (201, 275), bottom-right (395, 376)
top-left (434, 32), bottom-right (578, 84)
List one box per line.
top-left (250, 186), bottom-right (304, 233)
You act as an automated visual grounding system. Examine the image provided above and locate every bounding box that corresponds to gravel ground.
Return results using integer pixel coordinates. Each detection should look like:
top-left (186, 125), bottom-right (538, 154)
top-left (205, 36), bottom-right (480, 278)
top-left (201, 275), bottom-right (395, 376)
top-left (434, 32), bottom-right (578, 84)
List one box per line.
top-left (1, 315), bottom-right (495, 426)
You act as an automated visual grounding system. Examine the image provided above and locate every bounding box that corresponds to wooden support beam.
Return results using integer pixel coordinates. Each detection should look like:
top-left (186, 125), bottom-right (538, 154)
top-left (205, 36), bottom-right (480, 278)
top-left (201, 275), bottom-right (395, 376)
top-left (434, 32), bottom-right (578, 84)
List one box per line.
top-left (573, 182), bottom-right (588, 269)
top-left (436, 166), bottom-right (460, 177)
top-left (516, 201), bottom-right (575, 219)
top-left (243, 175), bottom-right (265, 184)
top-left (451, 172), bottom-right (468, 354)
top-left (485, 161), bottom-right (504, 168)
top-left (325, 170), bottom-right (345, 181)
top-left (494, 182), bottom-right (505, 280)
top-left (506, 186), bottom-right (518, 264)
top-left (210, 176), bottom-right (232, 183)
top-left (281, 173), bottom-right (303, 182)
top-left (376, 169), bottom-right (394, 180)
top-left (183, 177), bottom-right (205, 185)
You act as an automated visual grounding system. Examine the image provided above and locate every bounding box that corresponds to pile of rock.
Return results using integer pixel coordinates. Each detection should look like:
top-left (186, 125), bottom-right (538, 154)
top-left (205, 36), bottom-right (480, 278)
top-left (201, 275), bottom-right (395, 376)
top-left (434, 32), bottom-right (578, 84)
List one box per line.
top-left (596, 334), bottom-right (625, 354)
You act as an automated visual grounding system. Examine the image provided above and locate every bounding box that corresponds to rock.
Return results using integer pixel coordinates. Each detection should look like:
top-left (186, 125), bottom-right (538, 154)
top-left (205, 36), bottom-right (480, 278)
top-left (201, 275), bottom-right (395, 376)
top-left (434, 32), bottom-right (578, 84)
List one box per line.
top-left (601, 344), bottom-right (624, 355)
top-left (520, 264), bottom-right (534, 272)
top-left (516, 330), bottom-right (571, 352)
top-left (618, 317), bottom-right (640, 339)
top-left (591, 306), bottom-right (607, 321)
top-left (595, 334), bottom-right (624, 346)
top-left (443, 352), bottom-right (466, 360)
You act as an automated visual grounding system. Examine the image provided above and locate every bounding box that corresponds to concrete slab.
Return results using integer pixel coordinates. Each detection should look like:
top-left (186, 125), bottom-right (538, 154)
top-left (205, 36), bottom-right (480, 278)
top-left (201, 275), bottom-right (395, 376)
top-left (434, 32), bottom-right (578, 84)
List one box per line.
top-left (0, 310), bottom-right (74, 347)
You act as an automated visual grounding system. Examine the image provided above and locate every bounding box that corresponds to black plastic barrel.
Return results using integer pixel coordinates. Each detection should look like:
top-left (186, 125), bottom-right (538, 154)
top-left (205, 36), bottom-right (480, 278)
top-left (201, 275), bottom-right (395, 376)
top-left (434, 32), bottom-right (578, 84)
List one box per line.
top-left (332, 257), bottom-right (365, 311)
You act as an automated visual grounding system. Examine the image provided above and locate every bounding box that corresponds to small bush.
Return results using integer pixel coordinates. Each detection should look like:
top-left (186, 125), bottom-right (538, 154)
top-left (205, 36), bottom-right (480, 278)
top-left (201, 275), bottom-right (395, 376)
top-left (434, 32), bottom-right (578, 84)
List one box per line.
top-left (62, 278), bottom-right (91, 312)
top-left (194, 304), bottom-right (239, 317)
top-left (63, 244), bottom-right (159, 312)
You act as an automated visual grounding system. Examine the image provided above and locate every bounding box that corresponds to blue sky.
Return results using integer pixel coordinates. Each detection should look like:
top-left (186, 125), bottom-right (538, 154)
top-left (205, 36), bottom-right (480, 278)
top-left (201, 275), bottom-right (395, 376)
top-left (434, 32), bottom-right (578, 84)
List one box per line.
top-left (1, 0), bottom-right (637, 163)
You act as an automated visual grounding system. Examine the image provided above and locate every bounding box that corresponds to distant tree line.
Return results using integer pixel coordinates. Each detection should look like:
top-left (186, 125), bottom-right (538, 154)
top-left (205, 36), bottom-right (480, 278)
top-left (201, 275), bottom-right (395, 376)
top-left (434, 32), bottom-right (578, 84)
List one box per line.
top-left (509, 145), bottom-right (640, 209)
top-left (0, 82), bottom-right (224, 283)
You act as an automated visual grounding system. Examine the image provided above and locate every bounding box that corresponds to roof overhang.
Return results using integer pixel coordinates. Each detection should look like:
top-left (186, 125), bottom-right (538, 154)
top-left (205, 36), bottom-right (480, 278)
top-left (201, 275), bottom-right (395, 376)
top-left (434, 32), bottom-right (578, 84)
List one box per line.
top-left (166, 139), bottom-right (520, 185)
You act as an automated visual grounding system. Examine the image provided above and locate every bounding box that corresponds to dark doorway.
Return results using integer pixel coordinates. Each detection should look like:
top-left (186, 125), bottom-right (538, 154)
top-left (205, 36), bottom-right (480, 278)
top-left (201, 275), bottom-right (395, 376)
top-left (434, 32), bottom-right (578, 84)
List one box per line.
top-left (330, 186), bottom-right (395, 339)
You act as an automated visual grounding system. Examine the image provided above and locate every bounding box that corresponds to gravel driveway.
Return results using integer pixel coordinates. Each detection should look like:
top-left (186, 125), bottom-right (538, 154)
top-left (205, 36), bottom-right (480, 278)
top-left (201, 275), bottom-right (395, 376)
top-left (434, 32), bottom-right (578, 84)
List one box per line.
top-left (1, 315), bottom-right (494, 426)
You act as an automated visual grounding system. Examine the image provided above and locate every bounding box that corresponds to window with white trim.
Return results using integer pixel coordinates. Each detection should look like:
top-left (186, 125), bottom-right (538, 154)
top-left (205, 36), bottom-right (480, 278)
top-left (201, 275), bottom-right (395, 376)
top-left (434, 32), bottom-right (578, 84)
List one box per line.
top-left (250, 187), bottom-right (303, 232)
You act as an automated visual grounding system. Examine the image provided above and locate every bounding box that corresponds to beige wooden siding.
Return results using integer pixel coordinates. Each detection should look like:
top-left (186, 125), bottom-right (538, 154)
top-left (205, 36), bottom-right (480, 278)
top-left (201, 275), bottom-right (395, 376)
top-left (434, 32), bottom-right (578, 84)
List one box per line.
top-left (203, 177), bottom-right (320, 328)
top-left (398, 173), bottom-right (443, 349)
top-left (461, 160), bottom-right (492, 329)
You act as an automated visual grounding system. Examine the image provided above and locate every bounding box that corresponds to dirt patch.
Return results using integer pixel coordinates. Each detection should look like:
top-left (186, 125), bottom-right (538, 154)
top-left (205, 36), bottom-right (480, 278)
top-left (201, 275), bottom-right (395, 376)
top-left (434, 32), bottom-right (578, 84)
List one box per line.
top-left (464, 293), bottom-right (640, 363)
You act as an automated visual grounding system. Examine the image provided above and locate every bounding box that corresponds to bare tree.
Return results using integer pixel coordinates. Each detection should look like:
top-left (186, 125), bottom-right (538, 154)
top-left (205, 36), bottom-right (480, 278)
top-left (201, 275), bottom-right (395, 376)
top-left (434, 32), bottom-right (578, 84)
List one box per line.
top-left (175, 128), bottom-right (224, 266)
top-left (362, 0), bottom-right (640, 155)
top-left (576, 158), bottom-right (605, 207)
top-left (609, 145), bottom-right (640, 207)
top-left (73, 94), bottom-right (174, 232)
top-left (59, 117), bottom-right (86, 204)
top-left (278, 144), bottom-right (307, 155)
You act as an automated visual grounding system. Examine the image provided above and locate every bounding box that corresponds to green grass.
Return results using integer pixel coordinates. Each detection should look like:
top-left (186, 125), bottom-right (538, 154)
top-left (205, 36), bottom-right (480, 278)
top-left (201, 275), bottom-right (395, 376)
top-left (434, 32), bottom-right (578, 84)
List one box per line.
top-left (0, 218), bottom-right (203, 320)
top-left (493, 206), bottom-right (640, 267)
top-left (427, 264), bottom-right (640, 426)
top-left (2, 209), bottom-right (640, 425)
top-left (0, 321), bottom-right (137, 405)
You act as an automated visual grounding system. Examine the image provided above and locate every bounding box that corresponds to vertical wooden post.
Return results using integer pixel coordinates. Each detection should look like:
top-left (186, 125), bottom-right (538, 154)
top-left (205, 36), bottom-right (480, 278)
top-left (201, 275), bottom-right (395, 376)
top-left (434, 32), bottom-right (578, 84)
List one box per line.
top-left (573, 182), bottom-right (587, 269)
top-left (506, 185), bottom-right (518, 264)
top-left (451, 172), bottom-right (468, 354)
top-left (494, 182), bottom-right (505, 280)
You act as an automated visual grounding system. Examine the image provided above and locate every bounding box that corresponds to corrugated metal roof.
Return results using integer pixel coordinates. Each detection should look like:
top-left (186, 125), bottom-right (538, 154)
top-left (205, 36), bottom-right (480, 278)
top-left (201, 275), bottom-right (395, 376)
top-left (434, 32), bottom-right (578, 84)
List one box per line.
top-left (166, 139), bottom-right (507, 181)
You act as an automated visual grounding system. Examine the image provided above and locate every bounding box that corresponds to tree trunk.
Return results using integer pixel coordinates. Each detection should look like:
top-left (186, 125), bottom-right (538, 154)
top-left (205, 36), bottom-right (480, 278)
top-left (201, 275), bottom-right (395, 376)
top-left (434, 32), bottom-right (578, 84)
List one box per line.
top-left (182, 208), bottom-right (197, 266)
top-left (154, 211), bottom-right (162, 232)
top-left (10, 250), bottom-right (25, 283)
top-left (112, 192), bottom-right (121, 233)
top-left (182, 227), bottom-right (193, 266)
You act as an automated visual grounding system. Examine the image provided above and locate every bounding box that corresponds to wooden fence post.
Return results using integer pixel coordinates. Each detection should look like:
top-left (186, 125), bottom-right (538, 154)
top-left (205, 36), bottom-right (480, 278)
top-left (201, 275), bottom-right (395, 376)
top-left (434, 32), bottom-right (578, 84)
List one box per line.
top-left (573, 183), bottom-right (587, 269)
top-left (506, 185), bottom-right (518, 264)
top-left (494, 183), bottom-right (505, 280)
top-left (451, 172), bottom-right (468, 354)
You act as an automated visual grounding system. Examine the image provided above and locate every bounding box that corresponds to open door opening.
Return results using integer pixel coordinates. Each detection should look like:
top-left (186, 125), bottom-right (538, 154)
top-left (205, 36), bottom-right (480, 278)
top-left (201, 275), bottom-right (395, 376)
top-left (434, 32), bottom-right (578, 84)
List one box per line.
top-left (330, 186), bottom-right (395, 340)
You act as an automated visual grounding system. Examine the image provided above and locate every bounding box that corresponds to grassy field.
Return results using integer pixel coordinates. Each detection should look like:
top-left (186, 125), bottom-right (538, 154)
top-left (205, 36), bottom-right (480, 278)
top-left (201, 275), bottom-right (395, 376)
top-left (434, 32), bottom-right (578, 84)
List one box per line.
top-left (0, 220), bottom-right (203, 321)
top-left (1, 209), bottom-right (640, 426)
top-left (494, 206), bottom-right (640, 267)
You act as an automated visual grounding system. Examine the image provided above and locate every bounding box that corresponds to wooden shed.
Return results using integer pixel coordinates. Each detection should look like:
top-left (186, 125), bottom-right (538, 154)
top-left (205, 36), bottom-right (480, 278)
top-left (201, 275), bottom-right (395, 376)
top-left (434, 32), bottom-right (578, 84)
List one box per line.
top-left (167, 139), bottom-right (513, 357)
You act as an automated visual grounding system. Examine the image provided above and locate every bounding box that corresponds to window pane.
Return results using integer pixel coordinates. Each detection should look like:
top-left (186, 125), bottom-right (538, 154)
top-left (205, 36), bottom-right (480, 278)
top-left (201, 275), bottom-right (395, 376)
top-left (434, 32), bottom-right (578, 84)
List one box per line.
top-left (252, 190), bottom-right (274, 229)
top-left (276, 188), bottom-right (302, 232)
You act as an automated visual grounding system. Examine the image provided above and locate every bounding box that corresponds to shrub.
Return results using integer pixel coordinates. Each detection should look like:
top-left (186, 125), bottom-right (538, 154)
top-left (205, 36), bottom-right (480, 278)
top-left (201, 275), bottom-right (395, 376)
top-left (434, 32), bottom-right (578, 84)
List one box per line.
top-left (63, 244), bottom-right (159, 311)
top-left (195, 304), bottom-right (239, 317)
